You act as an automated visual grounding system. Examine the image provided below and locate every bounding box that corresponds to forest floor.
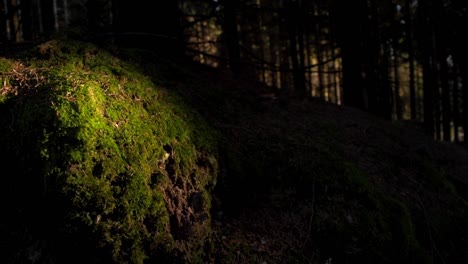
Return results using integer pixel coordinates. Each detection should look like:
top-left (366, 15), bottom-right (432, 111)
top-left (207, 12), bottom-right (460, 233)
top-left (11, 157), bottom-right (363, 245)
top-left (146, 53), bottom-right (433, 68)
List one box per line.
top-left (156, 54), bottom-right (468, 264)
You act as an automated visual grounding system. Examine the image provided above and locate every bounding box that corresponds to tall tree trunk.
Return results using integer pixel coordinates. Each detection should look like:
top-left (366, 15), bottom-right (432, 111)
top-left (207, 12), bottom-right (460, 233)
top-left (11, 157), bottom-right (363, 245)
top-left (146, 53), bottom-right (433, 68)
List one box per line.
top-left (297, 4), bottom-right (306, 96)
top-left (433, 0), bottom-right (451, 141)
top-left (257, 8), bottom-right (266, 83)
top-left (457, 55), bottom-right (468, 146)
top-left (419, 0), bottom-right (435, 137)
top-left (406, 0), bottom-right (417, 120)
top-left (269, 12), bottom-right (279, 89)
top-left (379, 42), bottom-right (393, 120)
top-left (20, 0), bottom-right (32, 40)
top-left (440, 54), bottom-right (451, 141)
top-left (452, 64), bottom-right (460, 143)
top-left (394, 38), bottom-right (402, 119)
top-left (286, 0), bottom-right (306, 96)
top-left (363, 0), bottom-right (392, 119)
top-left (35, 0), bottom-right (43, 34)
top-left (464, 70), bottom-right (468, 147)
top-left (63, 0), bottom-right (68, 26)
top-left (330, 0), bottom-right (366, 110)
top-left (1, 0), bottom-right (9, 42)
top-left (278, 2), bottom-right (290, 93)
top-left (459, 47), bottom-right (468, 146)
top-left (52, 0), bottom-right (58, 30)
top-left (223, 0), bottom-right (241, 75)
top-left (14, 0), bottom-right (22, 42)
top-left (313, 4), bottom-right (324, 100)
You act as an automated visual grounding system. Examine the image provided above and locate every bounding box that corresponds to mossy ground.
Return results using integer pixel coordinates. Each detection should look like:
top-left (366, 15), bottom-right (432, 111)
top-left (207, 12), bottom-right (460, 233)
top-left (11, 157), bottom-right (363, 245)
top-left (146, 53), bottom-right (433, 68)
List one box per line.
top-left (1, 38), bottom-right (468, 264)
top-left (0, 40), bottom-right (218, 263)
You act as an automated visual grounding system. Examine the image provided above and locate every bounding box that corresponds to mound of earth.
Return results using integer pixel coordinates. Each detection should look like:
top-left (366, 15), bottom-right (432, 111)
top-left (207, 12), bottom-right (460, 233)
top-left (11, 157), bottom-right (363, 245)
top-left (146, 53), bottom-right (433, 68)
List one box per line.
top-left (0, 40), bottom-right (218, 263)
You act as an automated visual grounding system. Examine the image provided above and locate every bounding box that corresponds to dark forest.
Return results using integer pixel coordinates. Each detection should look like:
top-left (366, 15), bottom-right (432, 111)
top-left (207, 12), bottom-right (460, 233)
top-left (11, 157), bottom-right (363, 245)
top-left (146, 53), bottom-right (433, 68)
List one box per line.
top-left (1, 0), bottom-right (468, 263)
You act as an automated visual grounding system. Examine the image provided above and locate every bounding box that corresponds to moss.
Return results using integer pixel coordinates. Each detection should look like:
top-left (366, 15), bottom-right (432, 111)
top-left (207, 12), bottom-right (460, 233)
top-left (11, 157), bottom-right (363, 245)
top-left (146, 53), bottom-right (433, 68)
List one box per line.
top-left (303, 157), bottom-right (434, 263)
top-left (0, 40), bottom-right (218, 263)
top-left (0, 58), bottom-right (12, 103)
top-left (0, 57), bottom-right (12, 71)
top-left (418, 157), bottom-right (457, 194)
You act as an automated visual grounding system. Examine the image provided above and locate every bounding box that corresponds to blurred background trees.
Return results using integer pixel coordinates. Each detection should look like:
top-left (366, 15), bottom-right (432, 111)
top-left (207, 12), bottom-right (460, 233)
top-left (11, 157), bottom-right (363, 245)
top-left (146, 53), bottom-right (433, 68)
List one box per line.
top-left (1, 0), bottom-right (466, 146)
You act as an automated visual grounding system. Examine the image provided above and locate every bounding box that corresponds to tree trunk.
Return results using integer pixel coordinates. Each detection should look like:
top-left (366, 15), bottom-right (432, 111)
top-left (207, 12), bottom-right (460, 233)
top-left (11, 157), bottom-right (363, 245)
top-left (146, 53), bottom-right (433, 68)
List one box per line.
top-left (406, 0), bottom-right (417, 120)
top-left (394, 38), bottom-right (402, 120)
top-left (20, 0), bottom-right (32, 40)
top-left (440, 53), bottom-right (451, 141)
top-left (330, 0), bottom-right (366, 110)
top-left (223, 0), bottom-right (241, 75)
top-left (286, 1), bottom-right (306, 96)
top-left (313, 4), bottom-right (324, 100)
top-left (419, 0), bottom-right (435, 137)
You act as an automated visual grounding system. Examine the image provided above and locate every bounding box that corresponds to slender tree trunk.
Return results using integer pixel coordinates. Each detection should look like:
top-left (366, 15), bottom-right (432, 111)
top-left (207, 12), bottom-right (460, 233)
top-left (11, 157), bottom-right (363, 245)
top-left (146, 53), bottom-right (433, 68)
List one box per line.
top-left (464, 72), bottom-right (468, 147)
top-left (380, 42), bottom-right (393, 120)
top-left (455, 57), bottom-right (468, 146)
top-left (269, 10), bottom-right (279, 89)
top-left (304, 27), bottom-right (312, 95)
top-left (406, 0), bottom-right (417, 120)
top-left (440, 54), bottom-right (451, 141)
top-left (35, 0), bottom-right (43, 34)
top-left (20, 0), bottom-right (32, 40)
top-left (63, 0), bottom-right (68, 26)
top-left (394, 38), bottom-right (402, 119)
top-left (4, 0), bottom-right (11, 40)
top-left (257, 8), bottom-right (265, 83)
top-left (278, 3), bottom-right (290, 93)
top-left (224, 0), bottom-right (241, 75)
top-left (6, 0), bottom-right (22, 41)
top-left (269, 23), bottom-right (278, 88)
top-left (52, 0), bottom-right (58, 30)
top-left (304, 15), bottom-right (314, 96)
top-left (286, 1), bottom-right (306, 96)
top-left (419, 0), bottom-right (436, 137)
top-left (0, 0), bottom-right (6, 43)
top-left (297, 4), bottom-right (306, 96)
top-left (313, 4), bottom-right (324, 100)
top-left (460, 55), bottom-right (468, 146)
top-left (452, 65), bottom-right (460, 143)
top-left (330, 40), bottom-right (340, 104)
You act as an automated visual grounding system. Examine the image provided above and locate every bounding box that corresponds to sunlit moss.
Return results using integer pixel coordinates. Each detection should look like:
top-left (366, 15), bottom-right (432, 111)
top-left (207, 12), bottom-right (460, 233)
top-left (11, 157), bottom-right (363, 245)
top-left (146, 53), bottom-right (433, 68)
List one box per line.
top-left (0, 40), bottom-right (218, 263)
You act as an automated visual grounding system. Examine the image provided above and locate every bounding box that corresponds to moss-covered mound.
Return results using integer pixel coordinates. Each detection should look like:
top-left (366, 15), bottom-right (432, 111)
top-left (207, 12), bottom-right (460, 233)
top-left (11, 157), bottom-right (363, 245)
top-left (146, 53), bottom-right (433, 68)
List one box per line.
top-left (0, 40), bottom-right (218, 263)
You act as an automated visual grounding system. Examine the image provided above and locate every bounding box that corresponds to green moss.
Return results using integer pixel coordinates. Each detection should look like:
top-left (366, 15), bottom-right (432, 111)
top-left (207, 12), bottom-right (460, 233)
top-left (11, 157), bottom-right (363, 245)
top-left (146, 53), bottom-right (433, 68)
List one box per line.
top-left (0, 58), bottom-right (12, 103)
top-left (0, 40), bottom-right (218, 263)
top-left (375, 196), bottom-right (430, 263)
top-left (0, 57), bottom-right (12, 72)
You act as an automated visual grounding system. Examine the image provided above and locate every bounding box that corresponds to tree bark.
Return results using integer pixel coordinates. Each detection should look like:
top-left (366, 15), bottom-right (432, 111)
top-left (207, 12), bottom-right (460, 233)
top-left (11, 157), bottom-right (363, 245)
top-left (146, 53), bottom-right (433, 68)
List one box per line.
top-left (330, 0), bottom-right (366, 110)
top-left (285, 0), bottom-right (306, 96)
top-left (419, 0), bottom-right (436, 137)
top-left (223, 0), bottom-right (241, 75)
top-left (405, 0), bottom-right (417, 120)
